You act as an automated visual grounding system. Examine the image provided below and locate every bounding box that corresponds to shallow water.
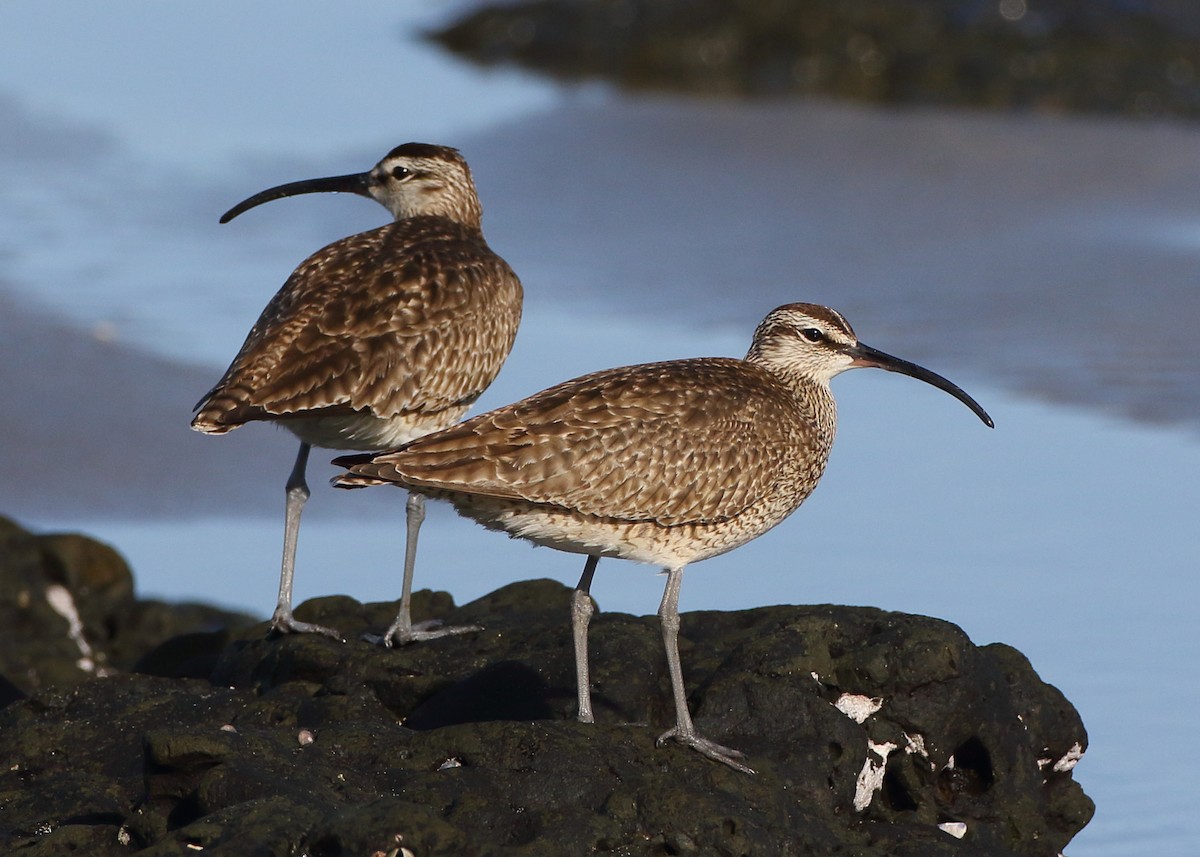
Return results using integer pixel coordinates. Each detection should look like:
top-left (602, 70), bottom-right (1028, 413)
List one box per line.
top-left (2, 3), bottom-right (1198, 853)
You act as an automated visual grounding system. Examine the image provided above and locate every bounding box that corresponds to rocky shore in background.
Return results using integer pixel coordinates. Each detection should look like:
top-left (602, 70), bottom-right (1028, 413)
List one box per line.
top-left (0, 517), bottom-right (1092, 855)
top-left (431, 0), bottom-right (1200, 121)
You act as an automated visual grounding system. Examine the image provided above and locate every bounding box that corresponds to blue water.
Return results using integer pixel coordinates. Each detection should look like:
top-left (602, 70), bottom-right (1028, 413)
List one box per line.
top-left (3, 3), bottom-right (1198, 853)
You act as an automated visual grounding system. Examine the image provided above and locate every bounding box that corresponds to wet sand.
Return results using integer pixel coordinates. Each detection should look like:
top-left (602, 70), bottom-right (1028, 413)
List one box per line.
top-left (0, 288), bottom-right (376, 519)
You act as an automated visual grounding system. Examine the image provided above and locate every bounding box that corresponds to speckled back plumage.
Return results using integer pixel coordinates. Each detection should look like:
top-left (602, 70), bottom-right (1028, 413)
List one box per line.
top-left (348, 352), bottom-right (835, 520)
top-left (192, 218), bottom-right (520, 431)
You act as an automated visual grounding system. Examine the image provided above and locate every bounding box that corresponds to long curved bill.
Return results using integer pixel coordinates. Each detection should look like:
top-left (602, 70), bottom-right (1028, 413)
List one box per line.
top-left (219, 172), bottom-right (372, 223)
top-left (850, 343), bottom-right (994, 428)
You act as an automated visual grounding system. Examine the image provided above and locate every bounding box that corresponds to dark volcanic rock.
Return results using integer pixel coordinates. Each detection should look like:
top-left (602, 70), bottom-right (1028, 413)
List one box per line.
top-left (0, 517), bottom-right (255, 696)
top-left (431, 0), bottom-right (1200, 121)
top-left (0, 520), bottom-right (1092, 855)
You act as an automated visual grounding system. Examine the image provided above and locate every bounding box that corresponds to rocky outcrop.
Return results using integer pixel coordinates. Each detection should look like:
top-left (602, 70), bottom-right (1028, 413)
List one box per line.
top-left (0, 517), bottom-right (253, 697)
top-left (0, 518), bottom-right (1092, 854)
top-left (431, 0), bottom-right (1200, 121)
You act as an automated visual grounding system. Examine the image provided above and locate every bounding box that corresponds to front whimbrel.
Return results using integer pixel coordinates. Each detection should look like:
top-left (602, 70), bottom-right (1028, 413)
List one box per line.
top-left (192, 143), bottom-right (522, 644)
top-left (332, 303), bottom-right (992, 772)
top-left (331, 304), bottom-right (991, 771)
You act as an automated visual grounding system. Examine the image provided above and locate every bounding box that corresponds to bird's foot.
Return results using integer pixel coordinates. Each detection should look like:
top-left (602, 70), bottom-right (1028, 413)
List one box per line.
top-left (268, 608), bottom-right (344, 641)
top-left (362, 618), bottom-right (483, 648)
top-left (656, 726), bottom-right (756, 775)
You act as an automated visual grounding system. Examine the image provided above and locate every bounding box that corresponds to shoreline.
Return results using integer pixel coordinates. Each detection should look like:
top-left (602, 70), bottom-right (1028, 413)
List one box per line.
top-left (0, 287), bottom-right (374, 519)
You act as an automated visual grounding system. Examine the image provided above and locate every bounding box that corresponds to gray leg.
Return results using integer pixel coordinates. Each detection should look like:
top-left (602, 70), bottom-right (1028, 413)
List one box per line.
top-left (369, 491), bottom-right (481, 646)
top-left (654, 566), bottom-right (754, 774)
top-left (271, 442), bottom-right (341, 639)
top-left (572, 555), bottom-right (600, 723)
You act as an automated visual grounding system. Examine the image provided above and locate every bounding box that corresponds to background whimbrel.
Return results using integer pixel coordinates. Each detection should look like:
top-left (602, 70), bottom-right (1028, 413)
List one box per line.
top-left (332, 303), bottom-right (992, 772)
top-left (192, 143), bottom-right (523, 643)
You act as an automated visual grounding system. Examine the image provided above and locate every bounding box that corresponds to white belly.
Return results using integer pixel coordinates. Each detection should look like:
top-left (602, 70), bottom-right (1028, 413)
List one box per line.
top-left (283, 405), bottom-right (469, 452)
top-left (441, 492), bottom-right (776, 570)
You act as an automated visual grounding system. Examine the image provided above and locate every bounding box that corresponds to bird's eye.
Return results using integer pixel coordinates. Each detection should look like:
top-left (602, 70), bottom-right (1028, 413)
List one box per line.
top-left (800, 328), bottom-right (825, 343)
top-left (390, 165), bottom-right (412, 181)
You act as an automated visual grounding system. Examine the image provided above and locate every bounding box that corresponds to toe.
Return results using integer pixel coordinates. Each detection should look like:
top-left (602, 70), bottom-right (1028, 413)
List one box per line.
top-left (656, 727), bottom-right (755, 774)
top-left (270, 612), bottom-right (343, 641)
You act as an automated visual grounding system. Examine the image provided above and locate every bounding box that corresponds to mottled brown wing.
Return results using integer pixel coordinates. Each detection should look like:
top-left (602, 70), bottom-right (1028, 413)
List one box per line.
top-left (193, 217), bottom-right (521, 428)
top-left (355, 358), bottom-right (807, 526)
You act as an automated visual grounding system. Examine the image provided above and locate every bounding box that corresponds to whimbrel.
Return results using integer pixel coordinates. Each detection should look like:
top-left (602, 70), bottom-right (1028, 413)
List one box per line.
top-left (332, 303), bottom-right (992, 772)
top-left (193, 143), bottom-right (522, 643)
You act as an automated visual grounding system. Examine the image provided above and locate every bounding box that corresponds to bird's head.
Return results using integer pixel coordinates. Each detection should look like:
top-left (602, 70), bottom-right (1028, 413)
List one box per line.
top-left (747, 303), bottom-right (993, 427)
top-left (219, 142), bottom-right (482, 227)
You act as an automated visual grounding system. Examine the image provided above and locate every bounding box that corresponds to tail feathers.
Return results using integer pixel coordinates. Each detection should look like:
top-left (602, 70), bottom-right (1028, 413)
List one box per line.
top-left (331, 451), bottom-right (376, 469)
top-left (190, 407), bottom-right (242, 434)
top-left (191, 420), bottom-right (239, 435)
top-left (192, 385), bottom-right (238, 430)
top-left (191, 379), bottom-right (270, 433)
top-left (332, 472), bottom-right (393, 489)
top-left (331, 453), bottom-right (402, 489)
top-left (191, 405), bottom-right (250, 434)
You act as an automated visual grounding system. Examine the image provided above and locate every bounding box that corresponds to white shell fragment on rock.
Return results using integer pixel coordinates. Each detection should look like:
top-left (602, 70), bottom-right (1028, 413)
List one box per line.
top-left (938, 821), bottom-right (967, 839)
top-left (45, 584), bottom-right (102, 674)
top-left (1039, 741), bottom-right (1085, 773)
top-left (1052, 742), bottom-right (1084, 772)
top-left (834, 693), bottom-right (883, 724)
top-left (852, 740), bottom-right (897, 812)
